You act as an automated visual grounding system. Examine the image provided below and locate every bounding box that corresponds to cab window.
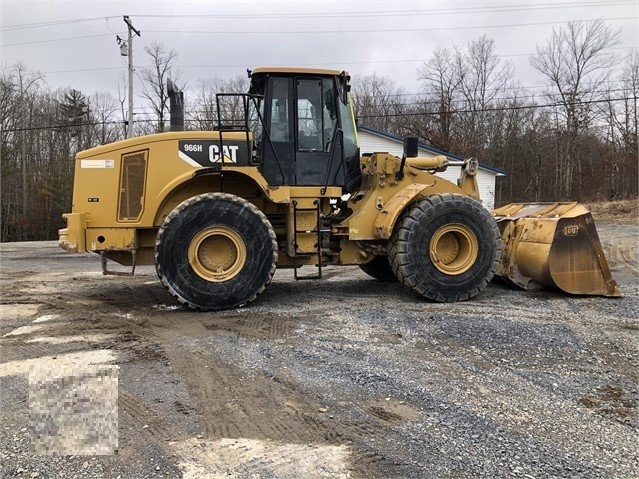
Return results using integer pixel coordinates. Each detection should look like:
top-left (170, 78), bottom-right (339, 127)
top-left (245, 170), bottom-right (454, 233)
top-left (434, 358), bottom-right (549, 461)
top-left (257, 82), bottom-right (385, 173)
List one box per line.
top-left (269, 78), bottom-right (291, 142)
top-left (296, 78), bottom-right (338, 152)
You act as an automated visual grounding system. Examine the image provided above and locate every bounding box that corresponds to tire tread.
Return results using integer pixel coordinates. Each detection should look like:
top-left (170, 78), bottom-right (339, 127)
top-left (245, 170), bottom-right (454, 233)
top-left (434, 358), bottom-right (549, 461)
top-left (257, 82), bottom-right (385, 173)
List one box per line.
top-left (388, 193), bottom-right (501, 302)
top-left (155, 193), bottom-right (278, 311)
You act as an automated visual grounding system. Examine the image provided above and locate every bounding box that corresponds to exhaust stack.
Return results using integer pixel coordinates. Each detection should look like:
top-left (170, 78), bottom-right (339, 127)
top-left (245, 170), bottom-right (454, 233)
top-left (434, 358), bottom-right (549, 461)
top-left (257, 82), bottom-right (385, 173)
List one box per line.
top-left (167, 78), bottom-right (184, 132)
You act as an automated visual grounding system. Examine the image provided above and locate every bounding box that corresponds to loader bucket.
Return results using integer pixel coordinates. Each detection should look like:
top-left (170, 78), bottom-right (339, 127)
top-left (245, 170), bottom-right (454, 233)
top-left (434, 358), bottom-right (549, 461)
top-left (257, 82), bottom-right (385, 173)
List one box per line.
top-left (491, 202), bottom-right (621, 297)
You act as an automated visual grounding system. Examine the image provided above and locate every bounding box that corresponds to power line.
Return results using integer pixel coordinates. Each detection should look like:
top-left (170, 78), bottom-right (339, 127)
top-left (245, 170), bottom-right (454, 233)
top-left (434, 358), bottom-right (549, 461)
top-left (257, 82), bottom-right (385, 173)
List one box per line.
top-left (37, 45), bottom-right (634, 75)
top-left (2, 96), bottom-right (634, 133)
top-left (165, 45), bottom-right (633, 67)
top-left (1, 33), bottom-right (117, 47)
top-left (359, 96), bottom-right (636, 119)
top-left (373, 80), bottom-right (630, 98)
top-left (1, 1), bottom-right (629, 32)
top-left (4, 14), bottom-right (633, 47)
top-left (129, 87), bottom-right (632, 115)
top-left (133, 1), bottom-right (634, 20)
top-left (1, 118), bottom-right (156, 133)
top-left (144, 16), bottom-right (637, 35)
top-left (127, 80), bottom-right (631, 106)
top-left (43, 67), bottom-right (125, 74)
top-left (382, 91), bottom-right (630, 109)
top-left (0, 16), bottom-right (120, 31)
top-left (37, 65), bottom-right (631, 101)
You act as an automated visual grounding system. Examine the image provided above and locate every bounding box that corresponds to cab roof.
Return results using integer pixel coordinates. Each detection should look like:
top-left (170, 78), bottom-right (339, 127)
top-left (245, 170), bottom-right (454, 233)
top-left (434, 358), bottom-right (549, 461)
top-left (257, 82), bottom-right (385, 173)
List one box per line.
top-left (251, 66), bottom-right (346, 77)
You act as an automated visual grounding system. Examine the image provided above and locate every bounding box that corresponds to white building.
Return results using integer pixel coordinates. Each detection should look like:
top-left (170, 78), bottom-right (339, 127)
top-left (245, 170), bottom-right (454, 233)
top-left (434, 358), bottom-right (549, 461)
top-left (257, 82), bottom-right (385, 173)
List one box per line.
top-left (357, 125), bottom-right (506, 210)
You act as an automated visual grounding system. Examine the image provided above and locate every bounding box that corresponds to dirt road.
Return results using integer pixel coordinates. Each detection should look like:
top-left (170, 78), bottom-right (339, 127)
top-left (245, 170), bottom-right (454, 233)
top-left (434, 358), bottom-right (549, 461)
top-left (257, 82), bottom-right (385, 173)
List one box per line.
top-left (1, 222), bottom-right (637, 478)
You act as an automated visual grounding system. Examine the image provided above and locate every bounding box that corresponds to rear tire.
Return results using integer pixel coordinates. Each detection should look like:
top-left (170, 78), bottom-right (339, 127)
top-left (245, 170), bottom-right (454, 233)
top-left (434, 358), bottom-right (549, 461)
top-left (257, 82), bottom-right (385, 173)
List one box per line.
top-left (155, 193), bottom-right (277, 311)
top-left (359, 255), bottom-right (398, 282)
top-left (388, 193), bottom-right (500, 302)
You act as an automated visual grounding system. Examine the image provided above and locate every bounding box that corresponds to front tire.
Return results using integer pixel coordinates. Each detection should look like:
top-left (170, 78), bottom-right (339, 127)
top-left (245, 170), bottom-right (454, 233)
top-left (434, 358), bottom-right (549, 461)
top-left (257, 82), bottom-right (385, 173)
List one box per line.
top-left (388, 193), bottom-right (500, 302)
top-left (155, 193), bottom-right (277, 311)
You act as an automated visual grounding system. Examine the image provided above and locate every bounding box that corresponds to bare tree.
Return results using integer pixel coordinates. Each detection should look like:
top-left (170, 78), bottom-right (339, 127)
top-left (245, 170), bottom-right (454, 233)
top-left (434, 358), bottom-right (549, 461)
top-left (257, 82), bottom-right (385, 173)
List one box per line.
top-left (618, 50), bottom-right (639, 149)
top-left (417, 47), bottom-right (462, 151)
top-left (139, 42), bottom-right (181, 133)
top-left (187, 75), bottom-right (249, 130)
top-left (602, 49), bottom-right (639, 198)
top-left (352, 73), bottom-right (403, 132)
top-left (458, 36), bottom-right (513, 157)
top-left (116, 74), bottom-right (129, 138)
top-left (12, 63), bottom-right (44, 218)
top-left (91, 92), bottom-right (121, 144)
top-left (530, 19), bottom-right (621, 197)
top-left (188, 78), bottom-right (221, 130)
top-left (416, 36), bottom-right (513, 160)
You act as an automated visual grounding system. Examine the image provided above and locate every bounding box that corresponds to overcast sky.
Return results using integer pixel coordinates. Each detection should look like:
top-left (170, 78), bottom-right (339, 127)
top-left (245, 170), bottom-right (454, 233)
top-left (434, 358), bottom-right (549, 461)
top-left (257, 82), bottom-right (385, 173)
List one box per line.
top-left (1, 0), bottom-right (637, 106)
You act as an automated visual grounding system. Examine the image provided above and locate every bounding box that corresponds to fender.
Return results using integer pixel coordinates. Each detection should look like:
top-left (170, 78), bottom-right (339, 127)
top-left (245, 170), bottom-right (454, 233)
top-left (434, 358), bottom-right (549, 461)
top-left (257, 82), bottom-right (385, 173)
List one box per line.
top-left (153, 166), bottom-right (343, 225)
top-left (373, 183), bottom-right (431, 239)
top-left (153, 167), bottom-right (269, 225)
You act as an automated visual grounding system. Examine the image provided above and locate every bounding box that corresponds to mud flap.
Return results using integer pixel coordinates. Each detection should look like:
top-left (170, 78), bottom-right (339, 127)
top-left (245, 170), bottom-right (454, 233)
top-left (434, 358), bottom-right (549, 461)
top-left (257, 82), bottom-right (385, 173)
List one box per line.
top-left (491, 202), bottom-right (622, 297)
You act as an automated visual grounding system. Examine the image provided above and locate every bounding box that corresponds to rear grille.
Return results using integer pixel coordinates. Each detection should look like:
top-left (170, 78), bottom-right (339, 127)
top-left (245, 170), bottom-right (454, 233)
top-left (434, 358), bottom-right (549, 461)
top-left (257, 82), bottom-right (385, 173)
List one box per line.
top-left (118, 150), bottom-right (148, 222)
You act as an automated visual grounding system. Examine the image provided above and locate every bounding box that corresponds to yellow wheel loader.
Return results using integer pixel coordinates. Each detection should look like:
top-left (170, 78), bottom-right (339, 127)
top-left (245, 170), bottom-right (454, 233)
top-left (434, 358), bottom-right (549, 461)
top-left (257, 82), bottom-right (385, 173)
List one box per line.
top-left (59, 67), bottom-right (620, 311)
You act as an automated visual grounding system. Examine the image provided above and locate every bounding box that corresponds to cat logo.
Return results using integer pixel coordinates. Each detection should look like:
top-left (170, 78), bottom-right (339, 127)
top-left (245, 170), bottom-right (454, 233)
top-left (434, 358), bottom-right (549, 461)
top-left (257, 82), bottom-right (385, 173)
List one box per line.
top-left (563, 224), bottom-right (579, 237)
top-left (178, 140), bottom-right (246, 168)
top-left (209, 144), bottom-right (238, 163)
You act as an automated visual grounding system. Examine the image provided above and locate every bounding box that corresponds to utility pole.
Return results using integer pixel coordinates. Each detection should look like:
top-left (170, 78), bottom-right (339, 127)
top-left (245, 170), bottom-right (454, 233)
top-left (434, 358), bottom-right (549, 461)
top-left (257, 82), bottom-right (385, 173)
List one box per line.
top-left (123, 15), bottom-right (140, 139)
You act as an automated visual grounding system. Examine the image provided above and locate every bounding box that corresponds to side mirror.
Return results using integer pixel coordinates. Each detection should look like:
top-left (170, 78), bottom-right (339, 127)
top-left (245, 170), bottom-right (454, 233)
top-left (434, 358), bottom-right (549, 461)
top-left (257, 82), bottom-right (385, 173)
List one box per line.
top-left (339, 71), bottom-right (351, 104)
top-left (403, 137), bottom-right (419, 158)
top-left (397, 137), bottom-right (419, 181)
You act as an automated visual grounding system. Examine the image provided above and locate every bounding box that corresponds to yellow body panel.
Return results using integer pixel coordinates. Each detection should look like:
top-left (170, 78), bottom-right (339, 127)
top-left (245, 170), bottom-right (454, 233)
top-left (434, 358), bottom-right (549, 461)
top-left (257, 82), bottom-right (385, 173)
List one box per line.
top-left (59, 213), bottom-right (86, 253)
top-left (72, 132), bottom-right (218, 228)
top-left (86, 228), bottom-right (137, 252)
top-left (343, 154), bottom-right (469, 240)
top-left (374, 183), bottom-right (434, 239)
top-left (252, 66), bottom-right (344, 76)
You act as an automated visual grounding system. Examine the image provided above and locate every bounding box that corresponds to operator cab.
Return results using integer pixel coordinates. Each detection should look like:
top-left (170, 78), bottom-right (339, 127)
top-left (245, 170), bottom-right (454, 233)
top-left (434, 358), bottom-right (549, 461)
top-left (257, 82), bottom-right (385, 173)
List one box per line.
top-left (247, 67), bottom-right (361, 192)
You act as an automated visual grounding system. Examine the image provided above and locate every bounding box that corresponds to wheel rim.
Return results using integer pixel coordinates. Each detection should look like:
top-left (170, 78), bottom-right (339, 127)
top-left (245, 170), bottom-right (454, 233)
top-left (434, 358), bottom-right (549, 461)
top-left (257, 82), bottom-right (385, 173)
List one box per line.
top-left (429, 224), bottom-right (478, 275)
top-left (188, 226), bottom-right (247, 282)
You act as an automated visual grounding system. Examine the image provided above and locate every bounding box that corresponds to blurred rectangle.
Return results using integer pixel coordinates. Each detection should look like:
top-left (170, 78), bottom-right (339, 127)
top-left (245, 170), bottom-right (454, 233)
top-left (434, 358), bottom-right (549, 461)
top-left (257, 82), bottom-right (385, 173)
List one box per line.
top-left (29, 364), bottom-right (118, 455)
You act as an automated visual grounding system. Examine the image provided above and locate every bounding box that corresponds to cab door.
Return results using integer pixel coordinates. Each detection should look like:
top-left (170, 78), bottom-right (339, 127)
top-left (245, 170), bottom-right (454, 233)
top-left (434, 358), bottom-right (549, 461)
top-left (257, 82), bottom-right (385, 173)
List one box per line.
top-left (261, 76), bottom-right (295, 186)
top-left (294, 77), bottom-right (344, 187)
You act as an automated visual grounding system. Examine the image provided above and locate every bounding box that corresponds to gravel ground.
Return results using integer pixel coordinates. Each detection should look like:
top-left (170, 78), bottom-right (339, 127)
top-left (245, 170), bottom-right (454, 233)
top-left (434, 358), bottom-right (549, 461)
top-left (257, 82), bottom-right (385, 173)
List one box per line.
top-left (0, 221), bottom-right (637, 478)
